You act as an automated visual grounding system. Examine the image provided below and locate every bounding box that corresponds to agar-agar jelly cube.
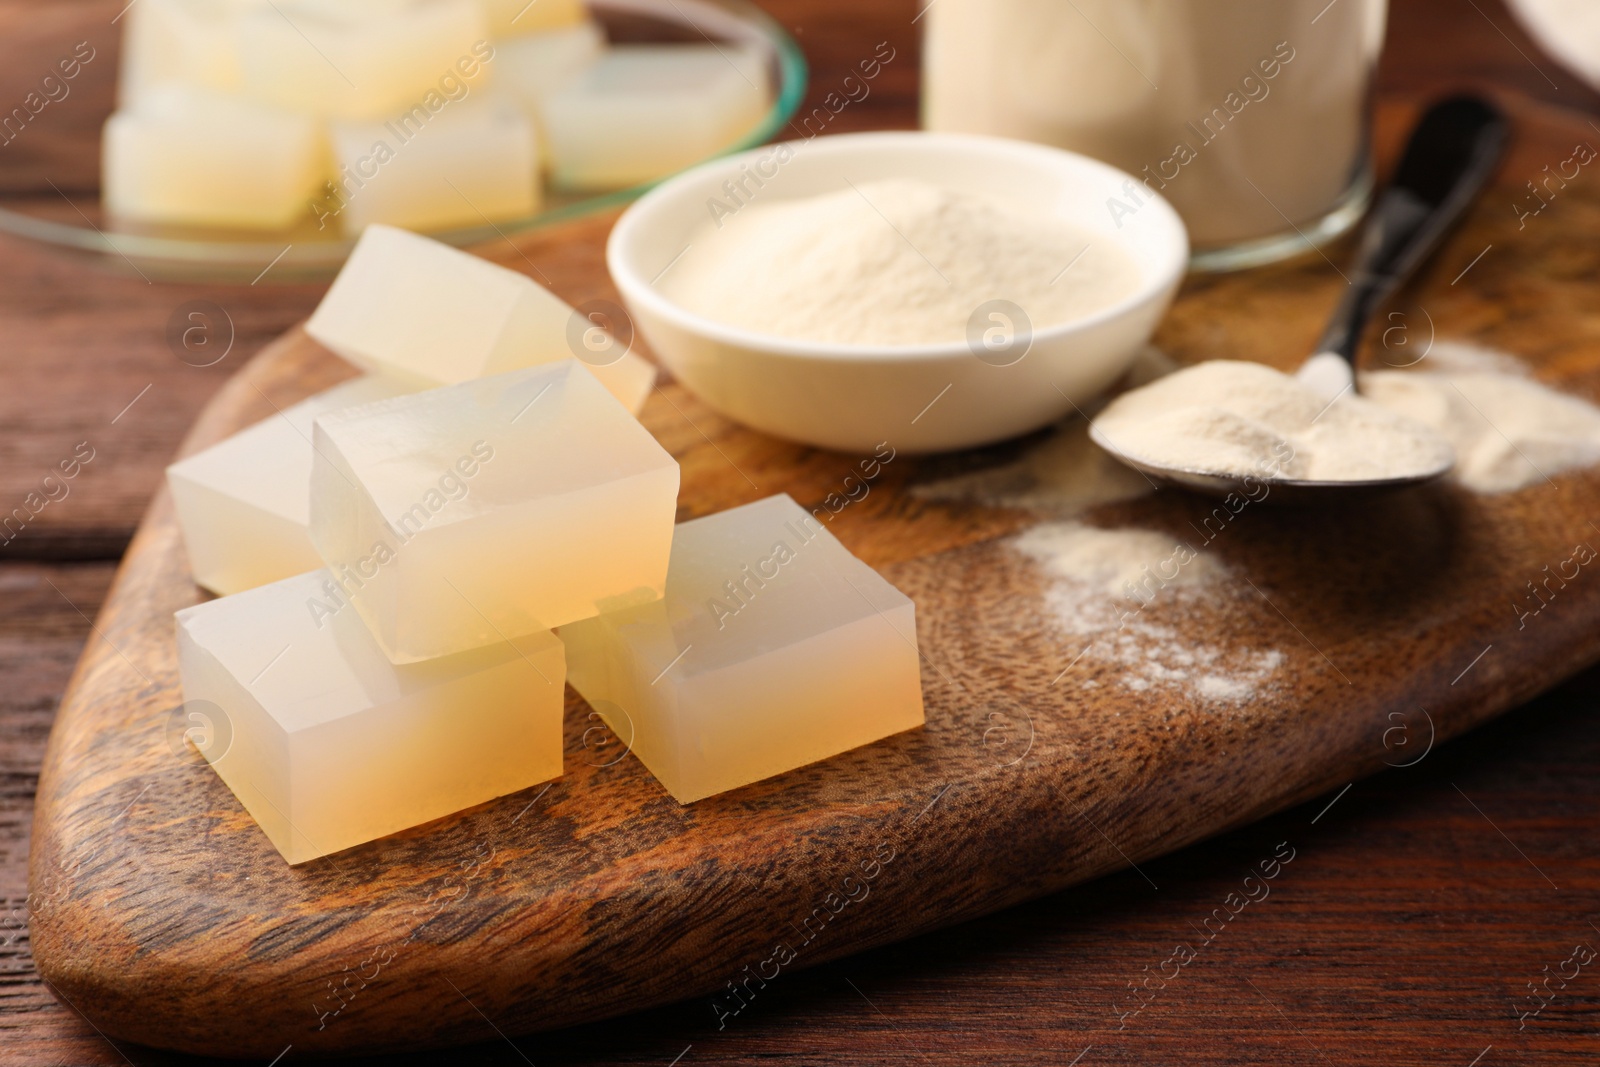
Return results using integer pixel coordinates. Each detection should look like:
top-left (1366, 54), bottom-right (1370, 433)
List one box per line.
top-left (308, 360), bottom-right (678, 663)
top-left (559, 494), bottom-right (925, 803)
top-left (176, 569), bottom-right (565, 865)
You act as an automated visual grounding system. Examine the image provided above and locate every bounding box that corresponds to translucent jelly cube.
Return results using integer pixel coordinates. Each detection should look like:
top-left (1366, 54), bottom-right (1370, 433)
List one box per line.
top-left (495, 22), bottom-right (605, 158)
top-left (308, 360), bottom-right (679, 663)
top-left (237, 0), bottom-right (489, 121)
top-left (481, 0), bottom-right (587, 37)
top-left (117, 0), bottom-right (261, 108)
top-left (324, 94), bottom-right (538, 235)
top-left (541, 44), bottom-right (771, 189)
top-left (103, 87), bottom-right (325, 229)
top-left (167, 376), bottom-right (412, 596)
top-left (176, 570), bottom-right (564, 865)
top-left (559, 494), bottom-right (925, 803)
top-left (306, 225), bottom-right (654, 413)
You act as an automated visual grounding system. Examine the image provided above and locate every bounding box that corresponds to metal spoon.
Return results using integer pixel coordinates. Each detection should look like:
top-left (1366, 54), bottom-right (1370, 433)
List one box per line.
top-left (1091, 95), bottom-right (1510, 503)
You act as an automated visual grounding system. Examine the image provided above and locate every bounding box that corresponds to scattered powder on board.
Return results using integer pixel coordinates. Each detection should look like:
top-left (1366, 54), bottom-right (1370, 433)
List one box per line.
top-left (1406, 338), bottom-right (1527, 376)
top-left (914, 417), bottom-right (1152, 514)
top-left (660, 178), bottom-right (1142, 346)
top-left (1361, 341), bottom-right (1600, 493)
top-left (1013, 522), bottom-right (1283, 705)
top-left (914, 346), bottom-right (1172, 515)
top-left (926, 339), bottom-right (1600, 505)
top-left (920, 340), bottom-right (1600, 703)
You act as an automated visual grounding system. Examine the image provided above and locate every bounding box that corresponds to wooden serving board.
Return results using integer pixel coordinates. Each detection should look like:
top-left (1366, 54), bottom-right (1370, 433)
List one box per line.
top-left (27, 93), bottom-right (1600, 1058)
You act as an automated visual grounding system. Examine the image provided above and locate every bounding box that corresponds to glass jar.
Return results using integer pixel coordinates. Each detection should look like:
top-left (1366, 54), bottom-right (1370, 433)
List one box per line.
top-left (922, 0), bottom-right (1387, 270)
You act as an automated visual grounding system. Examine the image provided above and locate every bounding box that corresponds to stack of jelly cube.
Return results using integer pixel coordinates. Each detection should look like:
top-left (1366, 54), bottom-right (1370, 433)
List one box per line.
top-left (171, 227), bottom-right (924, 865)
top-left (167, 224), bottom-right (655, 597)
top-left (104, 0), bottom-right (774, 235)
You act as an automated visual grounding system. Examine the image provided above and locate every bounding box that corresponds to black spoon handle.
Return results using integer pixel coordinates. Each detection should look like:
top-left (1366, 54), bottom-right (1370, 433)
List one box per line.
top-left (1314, 95), bottom-right (1510, 364)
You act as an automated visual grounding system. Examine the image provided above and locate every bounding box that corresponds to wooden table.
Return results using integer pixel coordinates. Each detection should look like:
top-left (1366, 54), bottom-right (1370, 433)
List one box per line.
top-left (4, 1), bottom-right (1599, 1063)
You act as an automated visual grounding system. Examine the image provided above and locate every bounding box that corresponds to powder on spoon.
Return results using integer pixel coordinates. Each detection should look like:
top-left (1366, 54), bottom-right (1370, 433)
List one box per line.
top-left (1092, 359), bottom-right (1455, 483)
top-left (659, 178), bottom-right (1142, 347)
top-left (920, 341), bottom-right (1600, 506)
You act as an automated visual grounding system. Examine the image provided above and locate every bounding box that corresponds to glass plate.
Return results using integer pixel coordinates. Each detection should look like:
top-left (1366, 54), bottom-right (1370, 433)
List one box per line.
top-left (0, 0), bottom-right (806, 282)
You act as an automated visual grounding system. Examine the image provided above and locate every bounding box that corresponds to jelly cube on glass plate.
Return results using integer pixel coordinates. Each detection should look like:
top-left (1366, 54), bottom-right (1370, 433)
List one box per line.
top-left (540, 44), bottom-right (771, 189)
top-left (167, 375), bottom-right (413, 596)
top-left (117, 0), bottom-right (259, 108)
top-left (103, 86), bottom-right (325, 230)
top-left (308, 360), bottom-right (679, 663)
top-left (559, 494), bottom-right (925, 803)
top-left (175, 569), bottom-right (565, 865)
top-left (237, 0), bottom-right (489, 121)
top-left (326, 94), bottom-right (539, 234)
top-left (306, 224), bottom-right (654, 413)
top-left (495, 21), bottom-right (606, 157)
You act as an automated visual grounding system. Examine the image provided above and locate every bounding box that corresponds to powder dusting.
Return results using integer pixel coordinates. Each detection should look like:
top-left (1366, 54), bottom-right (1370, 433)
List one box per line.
top-left (926, 339), bottom-right (1600, 707)
top-left (914, 346), bottom-right (1173, 514)
top-left (914, 417), bottom-right (1152, 514)
top-left (661, 178), bottom-right (1142, 346)
top-left (1409, 338), bottom-right (1529, 377)
top-left (1362, 341), bottom-right (1600, 493)
top-left (1014, 521), bottom-right (1282, 705)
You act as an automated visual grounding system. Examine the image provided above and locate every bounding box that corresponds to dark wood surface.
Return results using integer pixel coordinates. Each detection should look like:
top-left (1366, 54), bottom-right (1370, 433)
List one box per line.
top-left (5, 0), bottom-right (1600, 1064)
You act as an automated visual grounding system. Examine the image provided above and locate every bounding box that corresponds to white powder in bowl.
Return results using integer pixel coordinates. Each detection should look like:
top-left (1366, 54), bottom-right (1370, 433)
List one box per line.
top-left (1092, 359), bottom-right (1455, 482)
top-left (659, 178), bottom-right (1142, 347)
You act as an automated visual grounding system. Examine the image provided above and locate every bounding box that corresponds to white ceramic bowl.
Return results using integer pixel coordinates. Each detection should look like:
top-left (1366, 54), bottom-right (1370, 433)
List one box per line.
top-left (607, 131), bottom-right (1188, 454)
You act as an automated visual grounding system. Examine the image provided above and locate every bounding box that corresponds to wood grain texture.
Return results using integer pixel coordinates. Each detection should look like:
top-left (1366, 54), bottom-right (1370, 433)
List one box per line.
top-left (19, 89), bottom-right (1600, 1058)
top-left (0, 564), bottom-right (121, 1067)
top-left (11, 651), bottom-right (1600, 1066)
